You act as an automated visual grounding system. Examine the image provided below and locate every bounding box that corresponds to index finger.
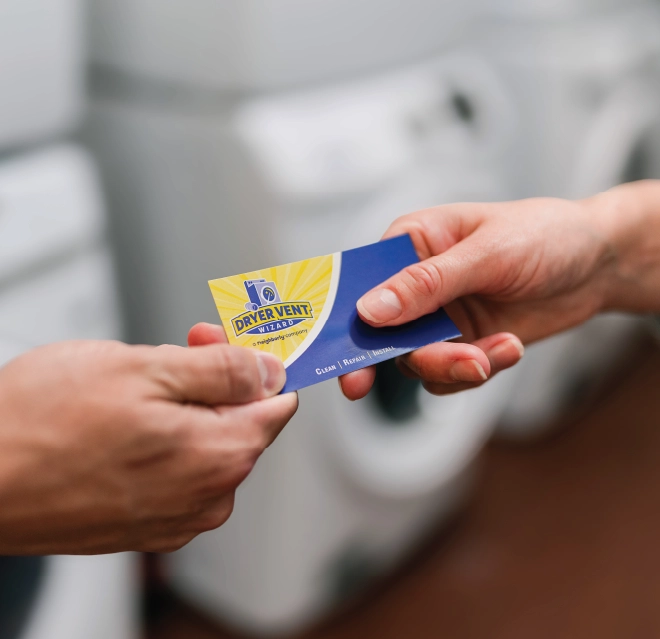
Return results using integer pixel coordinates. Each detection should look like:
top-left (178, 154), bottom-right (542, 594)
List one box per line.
top-left (356, 206), bottom-right (487, 327)
top-left (339, 366), bottom-right (377, 401)
top-left (188, 323), bottom-right (228, 347)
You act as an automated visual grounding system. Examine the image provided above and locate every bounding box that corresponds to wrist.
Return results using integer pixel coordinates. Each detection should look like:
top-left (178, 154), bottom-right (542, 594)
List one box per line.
top-left (582, 180), bottom-right (660, 313)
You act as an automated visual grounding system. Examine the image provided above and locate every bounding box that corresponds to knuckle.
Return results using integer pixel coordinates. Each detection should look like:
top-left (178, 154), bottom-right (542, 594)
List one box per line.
top-left (216, 348), bottom-right (260, 400)
top-left (143, 404), bottom-right (193, 445)
top-left (170, 407), bottom-right (199, 442)
top-left (387, 212), bottom-right (418, 235)
top-left (230, 462), bottom-right (256, 488)
top-left (263, 416), bottom-right (287, 448)
top-left (150, 344), bottom-right (183, 371)
top-left (154, 344), bottom-right (180, 357)
top-left (237, 427), bottom-right (269, 463)
top-left (247, 434), bottom-right (269, 458)
top-left (402, 216), bottom-right (431, 247)
top-left (193, 496), bottom-right (236, 533)
top-left (146, 345), bottom-right (186, 397)
top-left (411, 353), bottom-right (434, 381)
top-left (226, 427), bottom-right (269, 473)
top-left (196, 438), bottom-right (261, 493)
top-left (411, 350), bottom-right (446, 384)
top-left (224, 457), bottom-right (256, 491)
top-left (152, 534), bottom-right (195, 554)
top-left (120, 406), bottom-right (178, 459)
top-left (203, 444), bottom-right (259, 493)
top-left (402, 260), bottom-right (443, 299)
top-left (211, 497), bottom-right (236, 529)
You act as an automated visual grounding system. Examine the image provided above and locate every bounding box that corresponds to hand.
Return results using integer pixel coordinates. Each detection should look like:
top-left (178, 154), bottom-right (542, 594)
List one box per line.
top-left (341, 182), bottom-right (660, 399)
top-left (0, 336), bottom-right (297, 555)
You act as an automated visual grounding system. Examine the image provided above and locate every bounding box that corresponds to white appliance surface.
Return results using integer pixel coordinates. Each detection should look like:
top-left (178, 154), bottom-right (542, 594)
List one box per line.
top-left (85, 2), bottom-right (660, 631)
top-left (0, 249), bottom-right (123, 347)
top-left (0, 0), bottom-right (83, 150)
top-left (19, 554), bottom-right (139, 639)
top-left (0, 146), bottom-right (106, 287)
top-left (0, 143), bottom-right (122, 350)
top-left (161, 153), bottom-right (517, 633)
top-left (89, 0), bottom-right (474, 92)
top-left (485, 0), bottom-right (647, 20)
top-left (470, 3), bottom-right (660, 437)
top-left (471, 3), bottom-right (660, 198)
top-left (234, 56), bottom-right (514, 202)
top-left (86, 53), bottom-right (521, 633)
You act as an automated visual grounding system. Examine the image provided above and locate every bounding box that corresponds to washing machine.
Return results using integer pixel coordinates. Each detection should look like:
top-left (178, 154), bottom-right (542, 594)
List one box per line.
top-left (166, 64), bottom-right (518, 635)
top-left (0, 0), bottom-right (83, 150)
top-left (464, 1), bottom-right (660, 438)
top-left (0, 145), bottom-right (139, 639)
top-left (471, 1), bottom-right (660, 198)
top-left (88, 0), bottom-right (475, 92)
top-left (84, 0), bottom-right (523, 627)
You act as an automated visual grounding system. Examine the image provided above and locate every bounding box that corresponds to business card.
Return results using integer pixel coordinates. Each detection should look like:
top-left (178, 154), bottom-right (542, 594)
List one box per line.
top-left (208, 235), bottom-right (461, 393)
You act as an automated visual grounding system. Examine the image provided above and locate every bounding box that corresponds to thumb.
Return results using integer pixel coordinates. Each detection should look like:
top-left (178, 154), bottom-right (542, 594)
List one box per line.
top-left (152, 344), bottom-right (286, 405)
top-left (357, 240), bottom-right (487, 326)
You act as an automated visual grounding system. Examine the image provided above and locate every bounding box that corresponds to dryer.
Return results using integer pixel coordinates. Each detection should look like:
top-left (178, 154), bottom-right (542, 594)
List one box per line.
top-left (468, 2), bottom-right (660, 438)
top-left (85, 29), bottom-right (518, 631)
top-left (89, 0), bottom-right (474, 92)
top-left (0, 145), bottom-right (139, 639)
top-left (178, 68), bottom-right (516, 629)
top-left (471, 2), bottom-right (660, 198)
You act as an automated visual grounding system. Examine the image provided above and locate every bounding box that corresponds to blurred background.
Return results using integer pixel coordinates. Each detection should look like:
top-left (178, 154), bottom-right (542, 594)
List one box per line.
top-left (2, 0), bottom-right (660, 637)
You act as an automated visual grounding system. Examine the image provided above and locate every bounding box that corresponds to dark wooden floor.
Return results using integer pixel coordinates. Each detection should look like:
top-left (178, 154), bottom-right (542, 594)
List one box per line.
top-left (147, 345), bottom-right (660, 639)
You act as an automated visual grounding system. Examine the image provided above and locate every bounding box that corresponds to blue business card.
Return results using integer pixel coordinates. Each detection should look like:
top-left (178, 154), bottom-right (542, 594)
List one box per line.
top-left (209, 235), bottom-right (461, 393)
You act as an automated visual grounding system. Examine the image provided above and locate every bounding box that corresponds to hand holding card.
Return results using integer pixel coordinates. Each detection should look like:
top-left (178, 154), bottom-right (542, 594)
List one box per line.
top-left (208, 235), bottom-right (461, 393)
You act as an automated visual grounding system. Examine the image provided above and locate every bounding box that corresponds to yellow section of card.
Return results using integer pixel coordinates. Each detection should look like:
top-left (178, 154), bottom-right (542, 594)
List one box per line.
top-left (209, 254), bottom-right (334, 361)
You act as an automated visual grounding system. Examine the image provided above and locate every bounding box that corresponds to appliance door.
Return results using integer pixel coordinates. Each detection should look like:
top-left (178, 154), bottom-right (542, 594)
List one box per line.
top-left (324, 165), bottom-right (516, 500)
top-left (236, 54), bottom-right (513, 203)
top-left (237, 66), bottom-right (517, 501)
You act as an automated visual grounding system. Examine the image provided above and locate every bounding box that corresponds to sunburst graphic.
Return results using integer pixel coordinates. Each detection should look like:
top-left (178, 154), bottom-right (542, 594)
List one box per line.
top-left (209, 254), bottom-right (335, 362)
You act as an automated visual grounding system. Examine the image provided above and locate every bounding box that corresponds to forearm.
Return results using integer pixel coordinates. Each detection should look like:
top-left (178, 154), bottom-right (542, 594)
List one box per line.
top-left (586, 180), bottom-right (660, 314)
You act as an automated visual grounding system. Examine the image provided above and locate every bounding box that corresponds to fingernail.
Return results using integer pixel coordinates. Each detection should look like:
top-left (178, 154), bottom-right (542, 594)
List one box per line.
top-left (489, 338), bottom-right (525, 366)
top-left (450, 359), bottom-right (488, 383)
top-left (357, 289), bottom-right (402, 324)
top-left (256, 353), bottom-right (286, 395)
